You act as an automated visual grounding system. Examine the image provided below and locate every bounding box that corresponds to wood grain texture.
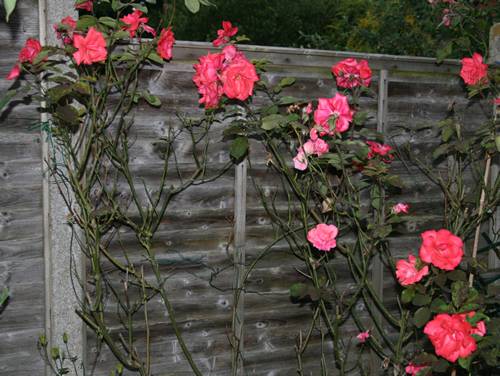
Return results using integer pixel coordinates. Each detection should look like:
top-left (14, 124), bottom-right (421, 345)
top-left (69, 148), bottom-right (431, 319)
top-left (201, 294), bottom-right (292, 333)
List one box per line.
top-left (0, 3), bottom-right (44, 375)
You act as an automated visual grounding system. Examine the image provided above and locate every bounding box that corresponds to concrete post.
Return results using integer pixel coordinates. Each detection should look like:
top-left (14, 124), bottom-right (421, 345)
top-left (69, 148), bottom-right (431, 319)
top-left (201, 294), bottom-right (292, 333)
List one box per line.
top-left (39, 1), bottom-right (85, 375)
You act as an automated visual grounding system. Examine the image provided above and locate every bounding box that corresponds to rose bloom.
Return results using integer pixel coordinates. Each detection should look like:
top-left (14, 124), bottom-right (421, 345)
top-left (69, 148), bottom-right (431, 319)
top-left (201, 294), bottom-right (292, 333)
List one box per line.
top-left (395, 254), bottom-right (429, 286)
top-left (73, 27), bottom-right (107, 65)
top-left (494, 98), bottom-right (500, 105)
top-left (75, 0), bottom-right (93, 12)
top-left (405, 363), bottom-right (427, 375)
top-left (392, 203), bottom-right (409, 214)
top-left (19, 38), bottom-right (42, 64)
top-left (356, 330), bottom-right (370, 343)
top-left (460, 53), bottom-right (488, 86)
top-left (424, 313), bottom-right (484, 362)
top-left (366, 141), bottom-right (393, 162)
top-left (121, 9), bottom-right (156, 37)
top-left (313, 94), bottom-right (353, 134)
top-left (53, 16), bottom-right (77, 44)
top-left (303, 137), bottom-right (329, 156)
top-left (307, 223), bottom-right (339, 251)
top-left (220, 55), bottom-right (259, 101)
top-left (442, 8), bottom-right (452, 27)
top-left (331, 58), bottom-right (372, 89)
top-left (213, 21), bottom-right (238, 47)
top-left (6, 64), bottom-right (21, 80)
top-left (293, 148), bottom-right (308, 171)
top-left (304, 102), bottom-right (313, 115)
top-left (193, 52), bottom-right (224, 108)
top-left (419, 229), bottom-right (463, 270)
top-left (157, 27), bottom-right (175, 60)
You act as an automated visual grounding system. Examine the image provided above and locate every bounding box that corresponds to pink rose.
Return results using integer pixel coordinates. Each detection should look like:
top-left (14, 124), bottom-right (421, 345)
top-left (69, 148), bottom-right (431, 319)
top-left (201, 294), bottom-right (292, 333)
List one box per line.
top-left (307, 223), bottom-right (339, 251)
top-left (293, 148), bottom-right (308, 171)
top-left (220, 55), bottom-right (259, 101)
top-left (303, 138), bottom-right (329, 157)
top-left (19, 38), bottom-right (42, 64)
top-left (73, 27), bottom-right (107, 65)
top-left (6, 64), bottom-right (21, 80)
top-left (121, 9), bottom-right (156, 37)
top-left (367, 141), bottom-right (393, 162)
top-left (331, 58), bottom-right (372, 89)
top-left (419, 229), bottom-right (463, 270)
top-left (193, 52), bottom-right (224, 109)
top-left (494, 98), bottom-right (500, 105)
top-left (424, 313), bottom-right (480, 362)
top-left (356, 330), bottom-right (370, 343)
top-left (460, 53), bottom-right (488, 86)
top-left (442, 8), bottom-right (452, 27)
top-left (313, 94), bottom-right (353, 134)
top-left (212, 21), bottom-right (238, 47)
top-left (396, 254), bottom-right (429, 286)
top-left (405, 363), bottom-right (428, 375)
top-left (157, 27), bottom-right (175, 60)
top-left (75, 0), bottom-right (93, 12)
top-left (392, 203), bottom-right (409, 214)
top-left (304, 102), bottom-right (313, 115)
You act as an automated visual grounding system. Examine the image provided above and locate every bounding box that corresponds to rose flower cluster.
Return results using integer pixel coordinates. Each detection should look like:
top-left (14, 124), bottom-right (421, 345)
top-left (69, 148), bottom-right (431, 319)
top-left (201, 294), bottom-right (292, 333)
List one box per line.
top-left (193, 21), bottom-right (259, 109)
top-left (7, 2), bottom-right (175, 80)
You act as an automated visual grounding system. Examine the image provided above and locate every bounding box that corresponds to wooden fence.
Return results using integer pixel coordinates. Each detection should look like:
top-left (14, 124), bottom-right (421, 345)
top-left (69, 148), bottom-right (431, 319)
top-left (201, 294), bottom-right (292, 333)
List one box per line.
top-left (0, 2), bottom-right (497, 375)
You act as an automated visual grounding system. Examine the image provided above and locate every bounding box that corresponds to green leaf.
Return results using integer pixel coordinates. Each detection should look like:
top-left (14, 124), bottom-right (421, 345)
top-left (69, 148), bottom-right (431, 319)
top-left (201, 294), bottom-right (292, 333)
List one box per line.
top-left (430, 297), bottom-right (449, 313)
top-left (401, 288), bottom-right (415, 304)
top-left (261, 114), bottom-right (285, 130)
top-left (99, 17), bottom-right (117, 28)
top-left (76, 15), bottom-right (98, 31)
top-left (184, 0), bottom-right (200, 13)
top-left (413, 307), bottom-right (431, 328)
top-left (132, 4), bottom-right (148, 13)
top-left (0, 89), bottom-right (17, 112)
top-left (412, 294), bottom-right (431, 307)
top-left (447, 269), bottom-right (466, 281)
top-left (230, 137), bottom-right (249, 161)
top-left (278, 77), bottom-right (296, 88)
top-left (147, 51), bottom-right (164, 65)
top-left (495, 135), bottom-right (500, 153)
top-left (278, 96), bottom-right (300, 105)
top-left (432, 143), bottom-right (451, 160)
top-left (458, 356), bottom-right (472, 370)
top-left (433, 359), bottom-right (450, 372)
top-left (111, 0), bottom-right (128, 11)
top-left (143, 92), bottom-right (161, 107)
top-left (3, 0), bottom-right (17, 22)
top-left (436, 42), bottom-right (453, 63)
top-left (290, 283), bottom-right (308, 298)
top-left (452, 280), bottom-right (468, 309)
top-left (0, 287), bottom-right (9, 306)
top-left (441, 125), bottom-right (455, 142)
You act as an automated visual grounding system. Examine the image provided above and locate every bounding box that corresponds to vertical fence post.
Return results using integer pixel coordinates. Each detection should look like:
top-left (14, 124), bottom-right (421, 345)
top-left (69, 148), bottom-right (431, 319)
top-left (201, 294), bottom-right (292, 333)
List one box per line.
top-left (232, 160), bottom-right (247, 375)
top-left (373, 69), bottom-right (389, 308)
top-left (488, 23), bottom-right (500, 269)
top-left (370, 69), bottom-right (389, 371)
top-left (40, 1), bottom-right (85, 375)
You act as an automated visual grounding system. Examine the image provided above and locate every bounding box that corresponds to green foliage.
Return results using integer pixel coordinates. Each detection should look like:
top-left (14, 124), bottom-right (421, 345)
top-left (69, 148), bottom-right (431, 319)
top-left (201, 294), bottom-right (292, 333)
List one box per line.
top-left (3, 0), bottom-right (17, 22)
